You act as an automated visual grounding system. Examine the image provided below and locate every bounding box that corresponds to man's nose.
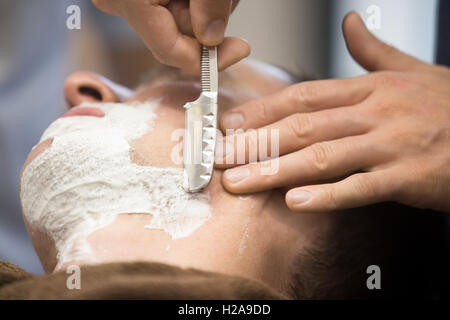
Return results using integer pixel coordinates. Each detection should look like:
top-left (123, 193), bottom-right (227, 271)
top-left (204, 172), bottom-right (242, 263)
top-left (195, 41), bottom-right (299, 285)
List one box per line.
top-left (63, 72), bottom-right (120, 108)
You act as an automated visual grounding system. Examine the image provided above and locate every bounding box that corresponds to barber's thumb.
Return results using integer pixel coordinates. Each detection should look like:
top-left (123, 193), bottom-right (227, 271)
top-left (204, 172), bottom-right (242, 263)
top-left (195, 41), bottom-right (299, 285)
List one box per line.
top-left (190, 0), bottom-right (232, 46)
top-left (341, 12), bottom-right (378, 69)
top-left (342, 11), bottom-right (425, 72)
top-left (203, 19), bottom-right (226, 44)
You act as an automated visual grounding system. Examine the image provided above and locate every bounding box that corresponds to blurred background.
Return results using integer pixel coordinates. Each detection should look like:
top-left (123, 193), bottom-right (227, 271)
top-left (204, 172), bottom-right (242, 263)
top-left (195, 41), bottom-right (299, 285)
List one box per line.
top-left (0, 0), bottom-right (441, 274)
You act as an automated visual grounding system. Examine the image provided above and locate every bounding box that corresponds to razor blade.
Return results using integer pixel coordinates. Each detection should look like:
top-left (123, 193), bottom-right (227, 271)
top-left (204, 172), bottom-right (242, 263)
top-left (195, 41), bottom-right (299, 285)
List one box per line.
top-left (183, 46), bottom-right (218, 193)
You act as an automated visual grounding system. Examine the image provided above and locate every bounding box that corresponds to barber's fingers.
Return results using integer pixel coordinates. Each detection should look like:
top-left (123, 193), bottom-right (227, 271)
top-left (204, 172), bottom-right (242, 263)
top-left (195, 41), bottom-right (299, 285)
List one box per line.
top-left (343, 11), bottom-right (430, 73)
top-left (93, 0), bottom-right (248, 73)
top-left (167, 0), bottom-right (194, 36)
top-left (166, 0), bottom-right (249, 70)
top-left (285, 170), bottom-right (399, 213)
top-left (217, 38), bottom-right (250, 71)
top-left (190, 0), bottom-right (233, 46)
top-left (221, 77), bottom-right (374, 131)
top-left (221, 135), bottom-right (384, 194)
top-left (216, 106), bottom-right (370, 168)
top-left (111, 2), bottom-right (201, 72)
top-left (167, 0), bottom-right (240, 37)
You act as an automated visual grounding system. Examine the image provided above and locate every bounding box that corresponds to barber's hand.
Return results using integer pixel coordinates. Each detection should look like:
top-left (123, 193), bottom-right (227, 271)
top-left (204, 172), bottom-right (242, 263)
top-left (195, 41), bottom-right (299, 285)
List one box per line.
top-left (218, 12), bottom-right (450, 213)
top-left (92, 0), bottom-right (250, 73)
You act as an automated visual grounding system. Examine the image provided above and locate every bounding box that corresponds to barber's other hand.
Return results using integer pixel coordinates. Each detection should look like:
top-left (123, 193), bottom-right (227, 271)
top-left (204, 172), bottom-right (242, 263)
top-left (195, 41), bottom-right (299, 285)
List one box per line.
top-left (218, 12), bottom-right (450, 213)
top-left (92, 0), bottom-right (250, 73)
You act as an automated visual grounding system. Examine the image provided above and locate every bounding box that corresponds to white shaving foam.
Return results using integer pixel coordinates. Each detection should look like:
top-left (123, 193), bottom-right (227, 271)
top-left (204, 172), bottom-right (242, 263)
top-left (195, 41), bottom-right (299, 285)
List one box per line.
top-left (20, 101), bottom-right (211, 269)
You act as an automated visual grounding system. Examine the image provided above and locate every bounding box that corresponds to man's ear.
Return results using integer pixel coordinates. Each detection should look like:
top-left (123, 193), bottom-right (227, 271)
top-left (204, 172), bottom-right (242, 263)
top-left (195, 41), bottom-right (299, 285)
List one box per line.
top-left (342, 11), bottom-right (428, 72)
top-left (64, 72), bottom-right (122, 108)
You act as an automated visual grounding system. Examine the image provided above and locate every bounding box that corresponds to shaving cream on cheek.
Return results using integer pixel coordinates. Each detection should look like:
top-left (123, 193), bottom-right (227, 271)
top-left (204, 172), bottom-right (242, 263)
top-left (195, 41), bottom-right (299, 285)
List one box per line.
top-left (20, 101), bottom-right (211, 269)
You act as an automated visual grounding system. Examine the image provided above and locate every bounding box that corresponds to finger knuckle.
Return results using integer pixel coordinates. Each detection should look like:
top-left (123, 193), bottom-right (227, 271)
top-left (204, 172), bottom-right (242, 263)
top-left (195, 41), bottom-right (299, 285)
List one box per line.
top-left (288, 114), bottom-right (314, 141)
top-left (325, 187), bottom-right (340, 211)
top-left (353, 174), bottom-right (379, 199)
top-left (309, 143), bottom-right (332, 172)
top-left (291, 82), bottom-right (318, 109)
top-left (255, 100), bottom-right (270, 125)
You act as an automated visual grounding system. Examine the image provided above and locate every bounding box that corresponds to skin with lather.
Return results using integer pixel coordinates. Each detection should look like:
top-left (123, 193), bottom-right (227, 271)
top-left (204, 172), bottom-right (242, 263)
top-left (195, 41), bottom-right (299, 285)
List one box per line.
top-left (21, 59), bottom-right (326, 297)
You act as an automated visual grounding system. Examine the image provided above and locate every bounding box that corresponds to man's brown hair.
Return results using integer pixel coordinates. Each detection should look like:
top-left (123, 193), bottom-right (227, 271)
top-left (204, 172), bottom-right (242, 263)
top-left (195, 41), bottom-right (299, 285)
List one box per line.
top-left (290, 203), bottom-right (449, 299)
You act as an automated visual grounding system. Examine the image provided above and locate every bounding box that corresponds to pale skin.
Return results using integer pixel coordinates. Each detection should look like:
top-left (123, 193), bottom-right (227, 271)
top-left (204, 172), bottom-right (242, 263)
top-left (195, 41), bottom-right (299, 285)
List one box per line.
top-left (91, 0), bottom-right (250, 73)
top-left (218, 12), bottom-right (450, 214)
top-left (20, 60), bottom-right (333, 296)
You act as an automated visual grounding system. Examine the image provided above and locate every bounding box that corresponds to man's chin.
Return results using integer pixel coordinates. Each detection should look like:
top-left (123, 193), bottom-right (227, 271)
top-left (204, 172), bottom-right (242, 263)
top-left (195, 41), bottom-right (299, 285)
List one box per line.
top-left (20, 138), bottom-right (53, 191)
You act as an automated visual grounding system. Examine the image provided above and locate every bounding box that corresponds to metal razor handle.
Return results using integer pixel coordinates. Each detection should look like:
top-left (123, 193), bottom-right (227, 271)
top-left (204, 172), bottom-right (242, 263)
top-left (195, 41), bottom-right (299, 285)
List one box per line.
top-left (183, 46), bottom-right (218, 193)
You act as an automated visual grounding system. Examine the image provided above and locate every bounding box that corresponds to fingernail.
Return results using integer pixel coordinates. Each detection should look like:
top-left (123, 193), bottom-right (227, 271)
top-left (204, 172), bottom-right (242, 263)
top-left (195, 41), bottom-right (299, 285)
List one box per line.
top-left (224, 167), bottom-right (250, 183)
top-left (289, 190), bottom-right (311, 206)
top-left (204, 19), bottom-right (225, 44)
top-left (223, 113), bottom-right (244, 130)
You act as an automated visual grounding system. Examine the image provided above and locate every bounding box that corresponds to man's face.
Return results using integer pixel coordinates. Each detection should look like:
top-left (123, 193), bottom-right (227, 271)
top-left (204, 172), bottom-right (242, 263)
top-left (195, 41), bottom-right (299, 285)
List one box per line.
top-left (19, 60), bottom-right (332, 296)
